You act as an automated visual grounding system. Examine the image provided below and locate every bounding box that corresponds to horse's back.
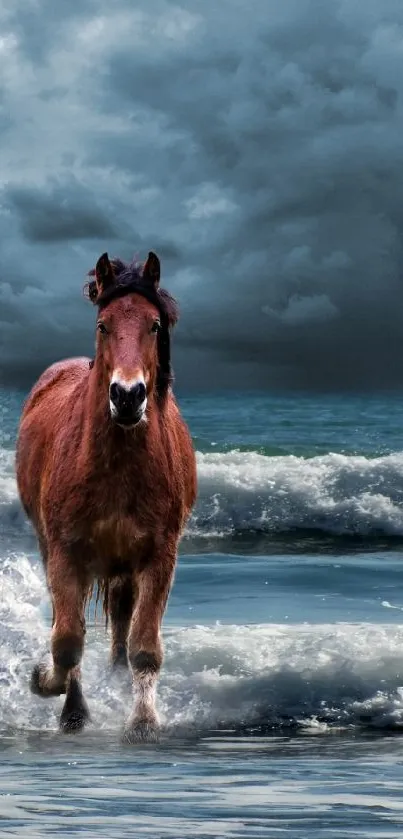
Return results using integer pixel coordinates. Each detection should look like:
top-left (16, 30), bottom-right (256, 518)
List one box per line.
top-left (16, 358), bottom-right (90, 527)
top-left (22, 358), bottom-right (90, 417)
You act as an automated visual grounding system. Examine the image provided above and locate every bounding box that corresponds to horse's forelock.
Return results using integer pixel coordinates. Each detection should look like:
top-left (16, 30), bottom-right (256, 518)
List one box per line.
top-left (110, 256), bottom-right (143, 285)
top-left (84, 256), bottom-right (179, 327)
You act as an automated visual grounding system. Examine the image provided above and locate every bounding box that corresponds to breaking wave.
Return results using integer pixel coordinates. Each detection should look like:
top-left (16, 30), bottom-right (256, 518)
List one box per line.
top-left (191, 450), bottom-right (403, 538)
top-left (2, 446), bottom-right (403, 543)
top-left (2, 553), bottom-right (403, 735)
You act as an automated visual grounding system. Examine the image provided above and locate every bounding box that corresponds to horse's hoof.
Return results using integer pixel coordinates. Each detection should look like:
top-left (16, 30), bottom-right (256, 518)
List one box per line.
top-left (123, 720), bottom-right (160, 744)
top-left (60, 691), bottom-right (90, 734)
top-left (110, 642), bottom-right (129, 670)
top-left (30, 664), bottom-right (43, 696)
top-left (60, 709), bottom-right (89, 733)
top-left (110, 653), bottom-right (129, 671)
top-left (30, 664), bottom-right (65, 698)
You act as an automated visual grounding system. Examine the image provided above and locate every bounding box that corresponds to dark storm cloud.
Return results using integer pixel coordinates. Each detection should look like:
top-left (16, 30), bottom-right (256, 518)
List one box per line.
top-left (2, 0), bottom-right (403, 391)
top-left (6, 180), bottom-right (118, 242)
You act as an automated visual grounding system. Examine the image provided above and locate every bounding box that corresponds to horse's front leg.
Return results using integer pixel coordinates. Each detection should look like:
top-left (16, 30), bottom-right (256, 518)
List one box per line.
top-left (124, 542), bottom-right (176, 744)
top-left (31, 548), bottom-right (90, 732)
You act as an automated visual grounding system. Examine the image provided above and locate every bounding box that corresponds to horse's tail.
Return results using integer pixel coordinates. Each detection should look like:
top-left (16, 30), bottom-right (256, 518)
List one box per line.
top-left (85, 579), bottom-right (110, 629)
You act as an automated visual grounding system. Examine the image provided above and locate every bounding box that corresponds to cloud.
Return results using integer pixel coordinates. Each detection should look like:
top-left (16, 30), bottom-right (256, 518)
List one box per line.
top-left (1, 0), bottom-right (403, 391)
top-left (5, 179), bottom-right (119, 243)
top-left (263, 293), bottom-right (339, 326)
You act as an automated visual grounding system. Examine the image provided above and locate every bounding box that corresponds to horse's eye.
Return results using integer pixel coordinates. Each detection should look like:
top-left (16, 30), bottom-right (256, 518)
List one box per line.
top-left (97, 321), bottom-right (108, 335)
top-left (150, 320), bottom-right (160, 334)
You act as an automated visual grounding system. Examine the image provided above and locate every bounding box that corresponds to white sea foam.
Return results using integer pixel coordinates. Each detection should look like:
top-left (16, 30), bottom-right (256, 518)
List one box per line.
top-left (2, 553), bottom-right (403, 735)
top-left (2, 446), bottom-right (403, 539)
top-left (192, 449), bottom-right (403, 537)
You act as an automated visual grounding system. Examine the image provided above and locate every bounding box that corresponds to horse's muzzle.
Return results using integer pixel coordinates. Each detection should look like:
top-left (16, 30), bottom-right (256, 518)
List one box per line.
top-left (109, 381), bottom-right (147, 427)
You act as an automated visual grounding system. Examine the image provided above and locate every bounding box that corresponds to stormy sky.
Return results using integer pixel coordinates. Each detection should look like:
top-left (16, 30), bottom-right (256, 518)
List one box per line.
top-left (1, 0), bottom-right (403, 392)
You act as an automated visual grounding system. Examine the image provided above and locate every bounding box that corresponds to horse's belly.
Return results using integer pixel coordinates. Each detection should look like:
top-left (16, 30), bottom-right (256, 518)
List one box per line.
top-left (89, 515), bottom-right (147, 574)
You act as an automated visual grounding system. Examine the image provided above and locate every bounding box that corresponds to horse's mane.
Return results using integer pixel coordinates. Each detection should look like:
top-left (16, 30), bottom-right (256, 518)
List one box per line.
top-left (84, 257), bottom-right (179, 399)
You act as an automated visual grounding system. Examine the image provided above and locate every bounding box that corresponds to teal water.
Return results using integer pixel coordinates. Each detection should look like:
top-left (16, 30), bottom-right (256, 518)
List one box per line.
top-left (1, 388), bottom-right (403, 837)
top-left (4, 389), bottom-right (403, 455)
top-left (181, 392), bottom-right (403, 457)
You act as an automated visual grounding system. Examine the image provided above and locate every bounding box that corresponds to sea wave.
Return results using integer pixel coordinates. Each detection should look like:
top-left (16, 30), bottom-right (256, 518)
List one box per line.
top-left (2, 447), bottom-right (403, 542)
top-left (0, 448), bottom-right (29, 538)
top-left (2, 553), bottom-right (403, 735)
top-left (189, 449), bottom-right (403, 539)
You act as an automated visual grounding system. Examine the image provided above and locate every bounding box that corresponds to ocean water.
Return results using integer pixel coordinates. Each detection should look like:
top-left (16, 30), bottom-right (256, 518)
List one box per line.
top-left (1, 388), bottom-right (403, 837)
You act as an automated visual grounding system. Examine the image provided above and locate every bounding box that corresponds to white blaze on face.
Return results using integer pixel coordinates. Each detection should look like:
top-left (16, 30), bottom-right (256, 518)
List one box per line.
top-left (109, 371), bottom-right (147, 420)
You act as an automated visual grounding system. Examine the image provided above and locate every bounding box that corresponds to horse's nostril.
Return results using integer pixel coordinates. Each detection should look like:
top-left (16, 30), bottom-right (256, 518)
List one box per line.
top-left (109, 382), bottom-right (120, 406)
top-left (135, 382), bottom-right (146, 404)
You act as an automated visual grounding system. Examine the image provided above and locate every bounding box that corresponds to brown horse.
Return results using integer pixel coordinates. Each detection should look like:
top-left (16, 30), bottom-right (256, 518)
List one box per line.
top-left (16, 251), bottom-right (197, 742)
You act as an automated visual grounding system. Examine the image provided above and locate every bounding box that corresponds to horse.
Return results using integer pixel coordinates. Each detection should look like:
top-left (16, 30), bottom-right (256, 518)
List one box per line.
top-left (15, 250), bottom-right (197, 742)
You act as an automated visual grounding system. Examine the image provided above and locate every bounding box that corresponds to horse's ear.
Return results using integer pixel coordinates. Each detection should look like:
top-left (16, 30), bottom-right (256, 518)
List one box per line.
top-left (95, 252), bottom-right (115, 296)
top-left (142, 251), bottom-right (160, 289)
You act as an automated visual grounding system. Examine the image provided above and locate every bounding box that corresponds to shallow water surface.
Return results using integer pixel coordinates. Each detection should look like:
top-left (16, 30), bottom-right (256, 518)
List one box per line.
top-left (3, 733), bottom-right (403, 838)
top-left (2, 390), bottom-right (403, 836)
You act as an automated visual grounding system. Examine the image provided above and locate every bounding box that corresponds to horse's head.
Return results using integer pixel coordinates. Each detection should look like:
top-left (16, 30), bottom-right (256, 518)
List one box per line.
top-left (85, 251), bottom-right (178, 428)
